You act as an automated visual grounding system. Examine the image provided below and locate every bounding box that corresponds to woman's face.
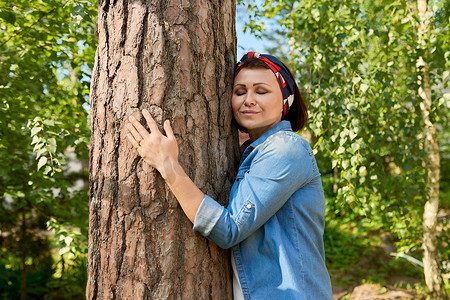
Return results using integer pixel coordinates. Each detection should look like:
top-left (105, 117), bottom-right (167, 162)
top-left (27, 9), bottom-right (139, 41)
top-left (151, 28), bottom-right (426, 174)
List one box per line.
top-left (232, 68), bottom-right (283, 141)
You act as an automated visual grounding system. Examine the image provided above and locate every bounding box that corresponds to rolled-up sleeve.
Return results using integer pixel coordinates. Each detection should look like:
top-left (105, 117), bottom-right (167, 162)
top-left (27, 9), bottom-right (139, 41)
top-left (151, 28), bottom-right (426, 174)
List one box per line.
top-left (193, 194), bottom-right (225, 236)
top-left (193, 133), bottom-right (315, 249)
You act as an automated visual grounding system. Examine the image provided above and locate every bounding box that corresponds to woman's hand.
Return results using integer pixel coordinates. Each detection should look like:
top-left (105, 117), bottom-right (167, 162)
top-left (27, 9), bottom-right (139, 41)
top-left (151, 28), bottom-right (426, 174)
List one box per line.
top-left (126, 109), bottom-right (204, 223)
top-left (126, 109), bottom-right (179, 179)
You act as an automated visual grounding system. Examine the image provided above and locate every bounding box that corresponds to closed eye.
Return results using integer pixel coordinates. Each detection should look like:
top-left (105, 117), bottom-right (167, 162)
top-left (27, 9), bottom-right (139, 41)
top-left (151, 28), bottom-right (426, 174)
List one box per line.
top-left (234, 89), bottom-right (246, 96)
top-left (256, 88), bottom-right (269, 94)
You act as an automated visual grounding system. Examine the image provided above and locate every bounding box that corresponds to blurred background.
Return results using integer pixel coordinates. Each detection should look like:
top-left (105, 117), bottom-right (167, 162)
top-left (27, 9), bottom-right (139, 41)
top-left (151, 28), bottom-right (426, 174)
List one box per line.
top-left (0, 0), bottom-right (448, 298)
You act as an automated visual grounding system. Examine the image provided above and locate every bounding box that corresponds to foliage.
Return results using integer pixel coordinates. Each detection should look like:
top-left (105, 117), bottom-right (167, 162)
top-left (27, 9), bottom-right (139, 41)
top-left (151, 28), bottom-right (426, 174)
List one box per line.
top-left (0, 0), bottom-right (97, 298)
top-left (240, 0), bottom-right (449, 276)
top-left (324, 219), bottom-right (424, 287)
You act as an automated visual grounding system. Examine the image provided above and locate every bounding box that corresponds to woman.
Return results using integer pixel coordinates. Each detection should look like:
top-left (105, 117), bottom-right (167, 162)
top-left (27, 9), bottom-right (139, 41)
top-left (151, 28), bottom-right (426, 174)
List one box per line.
top-left (126, 52), bottom-right (332, 299)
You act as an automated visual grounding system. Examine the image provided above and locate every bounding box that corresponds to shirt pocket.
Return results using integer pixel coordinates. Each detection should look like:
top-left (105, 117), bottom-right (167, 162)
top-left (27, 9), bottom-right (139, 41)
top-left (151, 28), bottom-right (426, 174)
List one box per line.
top-left (235, 199), bottom-right (255, 226)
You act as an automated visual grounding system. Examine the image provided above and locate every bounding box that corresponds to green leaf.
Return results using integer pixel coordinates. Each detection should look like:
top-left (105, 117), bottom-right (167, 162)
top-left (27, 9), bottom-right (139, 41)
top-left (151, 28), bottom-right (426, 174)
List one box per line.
top-left (352, 77), bottom-right (361, 84)
top-left (33, 143), bottom-right (44, 152)
top-left (343, 170), bottom-right (353, 181)
top-left (332, 159), bottom-right (339, 169)
top-left (359, 166), bottom-right (367, 177)
top-left (43, 165), bottom-right (52, 175)
top-left (31, 135), bottom-right (40, 145)
top-left (46, 144), bottom-right (57, 154)
top-left (340, 128), bottom-right (349, 138)
top-left (336, 146), bottom-right (345, 155)
top-left (360, 84), bottom-right (369, 93)
top-left (48, 138), bottom-right (57, 147)
top-left (57, 156), bottom-right (67, 165)
top-left (31, 126), bottom-right (43, 136)
top-left (37, 156), bottom-right (47, 171)
top-left (342, 160), bottom-right (349, 169)
top-left (443, 70), bottom-right (449, 81)
top-left (74, 136), bottom-right (90, 145)
top-left (59, 247), bottom-right (70, 255)
top-left (36, 148), bottom-right (46, 160)
top-left (311, 8), bottom-right (320, 21)
top-left (43, 119), bottom-right (55, 126)
top-left (33, 116), bottom-right (43, 123)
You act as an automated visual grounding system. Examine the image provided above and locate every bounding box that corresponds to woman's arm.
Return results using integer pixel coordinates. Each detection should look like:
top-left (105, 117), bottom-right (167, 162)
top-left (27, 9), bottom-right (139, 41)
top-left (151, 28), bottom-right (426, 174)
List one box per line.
top-left (194, 132), bottom-right (315, 249)
top-left (126, 109), bottom-right (204, 223)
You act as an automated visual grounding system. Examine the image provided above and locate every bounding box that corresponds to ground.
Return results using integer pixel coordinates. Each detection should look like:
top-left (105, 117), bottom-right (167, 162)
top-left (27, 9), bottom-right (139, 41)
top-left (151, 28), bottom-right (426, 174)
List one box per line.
top-left (333, 283), bottom-right (421, 299)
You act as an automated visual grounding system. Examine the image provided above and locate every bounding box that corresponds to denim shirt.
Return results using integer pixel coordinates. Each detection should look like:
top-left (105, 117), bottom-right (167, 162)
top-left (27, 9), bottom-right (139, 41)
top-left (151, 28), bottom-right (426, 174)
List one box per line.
top-left (193, 121), bottom-right (332, 299)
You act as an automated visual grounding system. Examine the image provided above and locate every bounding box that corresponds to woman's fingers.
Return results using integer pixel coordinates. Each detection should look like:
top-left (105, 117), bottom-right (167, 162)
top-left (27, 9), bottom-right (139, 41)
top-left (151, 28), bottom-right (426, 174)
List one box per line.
top-left (126, 112), bottom-right (174, 154)
top-left (129, 115), bottom-right (150, 139)
top-left (126, 121), bottom-right (144, 143)
top-left (163, 120), bottom-right (175, 139)
top-left (142, 109), bottom-right (160, 134)
top-left (125, 129), bottom-right (140, 149)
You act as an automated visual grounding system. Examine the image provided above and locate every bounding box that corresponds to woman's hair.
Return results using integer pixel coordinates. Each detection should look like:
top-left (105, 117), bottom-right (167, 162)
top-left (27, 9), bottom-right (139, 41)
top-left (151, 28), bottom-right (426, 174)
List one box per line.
top-left (234, 57), bottom-right (308, 132)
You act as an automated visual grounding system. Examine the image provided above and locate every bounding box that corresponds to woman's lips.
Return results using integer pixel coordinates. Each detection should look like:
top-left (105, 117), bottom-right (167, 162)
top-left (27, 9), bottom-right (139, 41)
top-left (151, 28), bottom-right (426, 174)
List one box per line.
top-left (241, 110), bottom-right (259, 115)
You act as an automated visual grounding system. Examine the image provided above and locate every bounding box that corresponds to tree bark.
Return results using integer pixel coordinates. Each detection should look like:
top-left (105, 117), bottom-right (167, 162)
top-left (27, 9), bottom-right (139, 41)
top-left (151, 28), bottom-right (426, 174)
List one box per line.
top-left (87, 0), bottom-right (236, 299)
top-left (416, 0), bottom-right (447, 298)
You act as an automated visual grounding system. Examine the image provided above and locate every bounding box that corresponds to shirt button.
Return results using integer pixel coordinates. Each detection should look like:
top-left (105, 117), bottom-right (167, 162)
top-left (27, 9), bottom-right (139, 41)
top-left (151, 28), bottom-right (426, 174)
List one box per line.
top-left (246, 204), bottom-right (252, 209)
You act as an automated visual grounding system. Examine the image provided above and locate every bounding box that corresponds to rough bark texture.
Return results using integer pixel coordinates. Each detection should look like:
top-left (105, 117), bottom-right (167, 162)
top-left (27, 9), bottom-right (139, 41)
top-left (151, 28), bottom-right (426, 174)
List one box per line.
top-left (416, 0), bottom-right (447, 298)
top-left (87, 0), bottom-right (236, 299)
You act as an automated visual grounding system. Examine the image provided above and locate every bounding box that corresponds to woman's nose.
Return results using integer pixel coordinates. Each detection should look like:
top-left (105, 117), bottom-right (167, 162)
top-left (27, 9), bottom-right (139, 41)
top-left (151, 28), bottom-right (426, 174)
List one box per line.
top-left (243, 92), bottom-right (256, 106)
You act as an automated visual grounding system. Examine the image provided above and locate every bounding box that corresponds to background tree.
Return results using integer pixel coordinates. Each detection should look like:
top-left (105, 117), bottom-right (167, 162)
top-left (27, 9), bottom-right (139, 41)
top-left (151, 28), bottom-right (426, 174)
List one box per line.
top-left (87, 0), bottom-right (236, 298)
top-left (417, 0), bottom-right (446, 297)
top-left (0, 0), bottom-right (97, 298)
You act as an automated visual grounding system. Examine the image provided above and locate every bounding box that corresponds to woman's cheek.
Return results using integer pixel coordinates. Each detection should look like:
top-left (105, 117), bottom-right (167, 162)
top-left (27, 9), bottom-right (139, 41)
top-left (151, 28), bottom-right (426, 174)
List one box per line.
top-left (231, 97), bottom-right (240, 115)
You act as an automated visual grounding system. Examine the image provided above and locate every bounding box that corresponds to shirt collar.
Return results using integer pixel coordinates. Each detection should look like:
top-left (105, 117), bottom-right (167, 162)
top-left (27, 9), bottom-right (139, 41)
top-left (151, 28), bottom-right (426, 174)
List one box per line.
top-left (249, 120), bottom-right (292, 149)
top-left (240, 120), bottom-right (292, 164)
top-left (239, 120), bottom-right (292, 165)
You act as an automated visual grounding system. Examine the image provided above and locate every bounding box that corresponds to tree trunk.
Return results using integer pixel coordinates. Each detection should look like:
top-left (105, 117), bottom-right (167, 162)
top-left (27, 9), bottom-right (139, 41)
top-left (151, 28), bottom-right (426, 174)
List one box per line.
top-left (87, 0), bottom-right (236, 299)
top-left (416, 0), bottom-right (447, 298)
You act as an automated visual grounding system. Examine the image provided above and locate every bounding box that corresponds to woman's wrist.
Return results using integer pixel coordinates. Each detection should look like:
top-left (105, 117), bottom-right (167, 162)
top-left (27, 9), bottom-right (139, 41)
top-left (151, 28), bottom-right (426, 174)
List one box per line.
top-left (156, 158), bottom-right (204, 223)
top-left (157, 158), bottom-right (181, 184)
